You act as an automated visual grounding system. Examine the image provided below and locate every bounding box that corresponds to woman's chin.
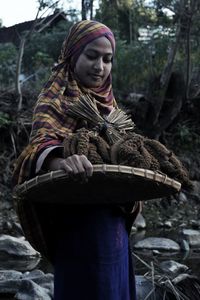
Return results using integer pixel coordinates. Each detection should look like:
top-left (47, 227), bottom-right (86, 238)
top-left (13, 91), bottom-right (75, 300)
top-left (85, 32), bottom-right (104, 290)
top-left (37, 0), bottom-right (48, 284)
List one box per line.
top-left (84, 82), bottom-right (102, 89)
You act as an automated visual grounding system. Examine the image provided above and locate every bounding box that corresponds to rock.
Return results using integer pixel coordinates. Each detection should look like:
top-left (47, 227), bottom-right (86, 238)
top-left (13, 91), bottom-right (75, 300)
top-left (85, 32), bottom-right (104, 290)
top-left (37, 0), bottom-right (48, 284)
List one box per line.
top-left (179, 239), bottom-right (190, 252)
top-left (181, 229), bottom-right (200, 248)
top-left (130, 230), bottom-right (146, 245)
top-left (134, 213), bottom-right (146, 230)
top-left (157, 221), bottom-right (164, 228)
top-left (12, 222), bottom-right (24, 237)
top-left (0, 270), bottom-right (22, 294)
top-left (160, 260), bottom-right (189, 275)
top-left (0, 270), bottom-right (22, 281)
top-left (0, 252), bottom-right (41, 272)
top-left (164, 221), bottom-right (172, 228)
top-left (135, 275), bottom-right (164, 300)
top-left (3, 220), bottom-right (13, 232)
top-left (158, 221), bottom-right (173, 228)
top-left (189, 220), bottom-right (200, 229)
top-left (178, 192), bottom-right (188, 203)
top-left (0, 235), bottom-right (40, 257)
top-left (0, 269), bottom-right (54, 300)
top-left (134, 237), bottom-right (180, 251)
top-left (190, 181), bottom-right (200, 198)
top-left (130, 226), bottom-right (137, 234)
top-left (179, 222), bottom-right (187, 228)
top-left (0, 279), bottom-right (21, 295)
top-left (22, 269), bottom-right (45, 280)
top-left (22, 269), bottom-right (54, 293)
top-left (16, 279), bottom-right (52, 300)
top-left (0, 235), bottom-right (41, 272)
top-left (16, 270), bottom-right (54, 300)
top-left (152, 250), bottom-right (160, 255)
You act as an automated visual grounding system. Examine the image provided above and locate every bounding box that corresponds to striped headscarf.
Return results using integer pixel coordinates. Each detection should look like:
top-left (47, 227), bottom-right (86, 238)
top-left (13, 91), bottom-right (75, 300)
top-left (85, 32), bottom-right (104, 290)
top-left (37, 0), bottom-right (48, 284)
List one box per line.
top-left (13, 20), bottom-right (116, 185)
top-left (42, 20), bottom-right (116, 110)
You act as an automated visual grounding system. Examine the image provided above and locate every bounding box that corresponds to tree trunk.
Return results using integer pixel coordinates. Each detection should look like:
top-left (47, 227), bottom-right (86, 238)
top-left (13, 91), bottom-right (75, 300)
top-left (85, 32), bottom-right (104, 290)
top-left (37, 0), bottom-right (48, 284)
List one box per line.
top-left (82, 0), bottom-right (87, 20)
top-left (16, 37), bottom-right (26, 112)
top-left (90, 0), bottom-right (94, 19)
top-left (147, 0), bottom-right (185, 129)
top-left (185, 0), bottom-right (197, 98)
top-left (147, 21), bottom-right (182, 128)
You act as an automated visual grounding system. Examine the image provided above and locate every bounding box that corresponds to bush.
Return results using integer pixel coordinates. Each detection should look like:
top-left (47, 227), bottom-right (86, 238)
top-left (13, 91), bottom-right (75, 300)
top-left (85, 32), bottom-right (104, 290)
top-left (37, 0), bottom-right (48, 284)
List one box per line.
top-left (0, 43), bottom-right (17, 89)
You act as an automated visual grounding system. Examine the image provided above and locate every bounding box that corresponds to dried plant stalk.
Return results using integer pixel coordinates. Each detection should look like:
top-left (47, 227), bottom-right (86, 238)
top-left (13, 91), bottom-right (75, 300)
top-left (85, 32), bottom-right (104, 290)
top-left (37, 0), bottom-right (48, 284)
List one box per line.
top-left (67, 94), bottom-right (135, 144)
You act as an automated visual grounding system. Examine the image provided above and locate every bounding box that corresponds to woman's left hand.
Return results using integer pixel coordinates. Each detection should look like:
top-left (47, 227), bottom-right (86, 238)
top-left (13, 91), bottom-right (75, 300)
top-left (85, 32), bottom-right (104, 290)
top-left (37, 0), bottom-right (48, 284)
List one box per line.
top-left (46, 154), bottom-right (93, 182)
top-left (62, 154), bottom-right (93, 178)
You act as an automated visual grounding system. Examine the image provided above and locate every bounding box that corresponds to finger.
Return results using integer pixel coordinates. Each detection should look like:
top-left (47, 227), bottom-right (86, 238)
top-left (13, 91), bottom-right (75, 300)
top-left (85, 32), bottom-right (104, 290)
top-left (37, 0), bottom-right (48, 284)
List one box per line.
top-left (67, 155), bottom-right (85, 174)
top-left (59, 159), bottom-right (73, 174)
top-left (66, 155), bottom-right (88, 182)
top-left (80, 155), bottom-right (93, 177)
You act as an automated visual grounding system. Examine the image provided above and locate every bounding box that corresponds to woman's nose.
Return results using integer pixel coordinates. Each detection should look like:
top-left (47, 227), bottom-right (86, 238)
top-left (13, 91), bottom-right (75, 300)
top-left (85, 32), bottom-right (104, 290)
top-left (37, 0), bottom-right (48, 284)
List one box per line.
top-left (94, 58), bottom-right (103, 71)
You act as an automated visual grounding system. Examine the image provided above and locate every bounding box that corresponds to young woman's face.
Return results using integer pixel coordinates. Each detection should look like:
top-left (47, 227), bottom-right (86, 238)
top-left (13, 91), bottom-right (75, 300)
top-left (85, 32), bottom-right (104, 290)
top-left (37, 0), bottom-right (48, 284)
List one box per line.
top-left (74, 36), bottom-right (113, 88)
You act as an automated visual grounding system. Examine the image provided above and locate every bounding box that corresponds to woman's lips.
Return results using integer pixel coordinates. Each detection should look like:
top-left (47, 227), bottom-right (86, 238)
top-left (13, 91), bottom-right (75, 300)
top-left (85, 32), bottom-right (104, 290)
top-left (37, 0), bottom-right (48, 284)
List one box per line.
top-left (90, 73), bottom-right (103, 80)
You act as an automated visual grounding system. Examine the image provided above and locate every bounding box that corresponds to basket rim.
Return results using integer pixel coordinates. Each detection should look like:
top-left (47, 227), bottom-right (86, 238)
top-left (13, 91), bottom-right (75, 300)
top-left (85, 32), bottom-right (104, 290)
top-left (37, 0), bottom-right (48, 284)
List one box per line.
top-left (14, 164), bottom-right (182, 196)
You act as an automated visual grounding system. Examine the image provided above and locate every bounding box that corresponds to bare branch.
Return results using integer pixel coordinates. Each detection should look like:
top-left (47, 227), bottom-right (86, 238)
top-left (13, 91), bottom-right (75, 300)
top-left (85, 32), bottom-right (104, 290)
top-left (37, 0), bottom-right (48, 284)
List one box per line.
top-left (15, 0), bottom-right (61, 112)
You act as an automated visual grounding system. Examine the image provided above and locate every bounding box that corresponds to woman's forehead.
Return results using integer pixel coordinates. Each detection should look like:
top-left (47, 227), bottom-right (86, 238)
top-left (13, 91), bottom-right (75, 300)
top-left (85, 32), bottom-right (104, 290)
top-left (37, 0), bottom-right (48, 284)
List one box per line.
top-left (83, 36), bottom-right (113, 55)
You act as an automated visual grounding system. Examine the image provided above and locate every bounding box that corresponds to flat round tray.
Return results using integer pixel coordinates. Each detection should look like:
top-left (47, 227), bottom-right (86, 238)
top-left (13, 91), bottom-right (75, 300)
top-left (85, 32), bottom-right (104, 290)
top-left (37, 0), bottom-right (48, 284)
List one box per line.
top-left (14, 164), bottom-right (181, 205)
top-left (13, 164), bottom-right (181, 258)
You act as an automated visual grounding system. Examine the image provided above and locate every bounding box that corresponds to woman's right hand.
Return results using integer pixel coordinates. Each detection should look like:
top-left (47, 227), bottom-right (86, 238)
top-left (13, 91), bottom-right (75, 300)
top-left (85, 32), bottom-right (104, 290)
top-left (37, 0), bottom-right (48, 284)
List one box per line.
top-left (46, 154), bottom-right (93, 181)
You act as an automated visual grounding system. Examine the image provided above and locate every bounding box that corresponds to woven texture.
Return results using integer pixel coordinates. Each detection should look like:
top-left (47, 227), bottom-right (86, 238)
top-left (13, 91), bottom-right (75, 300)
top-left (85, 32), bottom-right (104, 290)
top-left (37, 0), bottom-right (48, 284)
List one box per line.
top-left (13, 164), bottom-right (181, 257)
top-left (14, 164), bottom-right (181, 204)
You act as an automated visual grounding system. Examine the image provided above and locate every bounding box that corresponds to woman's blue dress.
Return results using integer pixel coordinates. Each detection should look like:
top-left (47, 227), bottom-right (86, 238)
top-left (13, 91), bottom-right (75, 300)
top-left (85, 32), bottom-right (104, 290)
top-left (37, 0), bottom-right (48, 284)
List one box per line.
top-left (54, 206), bottom-right (136, 300)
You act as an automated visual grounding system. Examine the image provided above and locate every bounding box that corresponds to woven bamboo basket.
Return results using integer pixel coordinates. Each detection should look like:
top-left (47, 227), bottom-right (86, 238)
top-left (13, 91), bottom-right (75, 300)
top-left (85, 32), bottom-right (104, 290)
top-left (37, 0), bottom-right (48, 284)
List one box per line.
top-left (13, 164), bottom-right (181, 258)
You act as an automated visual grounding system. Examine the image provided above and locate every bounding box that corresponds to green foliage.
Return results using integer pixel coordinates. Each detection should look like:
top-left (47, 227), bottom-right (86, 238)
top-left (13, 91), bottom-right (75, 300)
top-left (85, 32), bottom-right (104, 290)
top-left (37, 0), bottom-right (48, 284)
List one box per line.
top-left (0, 20), bottom-right (73, 92)
top-left (95, 1), bottom-right (119, 31)
top-left (23, 20), bottom-right (72, 91)
top-left (23, 20), bottom-right (71, 73)
top-left (37, 0), bottom-right (58, 10)
top-left (0, 112), bottom-right (12, 128)
top-left (173, 122), bottom-right (200, 151)
top-left (0, 43), bottom-right (17, 89)
top-left (111, 29), bottom-right (173, 96)
top-left (96, 0), bottom-right (173, 43)
top-left (150, 27), bottom-right (175, 73)
top-left (95, 1), bottom-right (181, 97)
top-left (112, 38), bottom-right (150, 94)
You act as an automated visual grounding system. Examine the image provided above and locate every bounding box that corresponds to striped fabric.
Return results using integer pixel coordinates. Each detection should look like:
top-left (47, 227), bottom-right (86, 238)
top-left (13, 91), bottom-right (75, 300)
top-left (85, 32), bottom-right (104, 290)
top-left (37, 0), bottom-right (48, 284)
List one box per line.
top-left (13, 20), bottom-right (116, 185)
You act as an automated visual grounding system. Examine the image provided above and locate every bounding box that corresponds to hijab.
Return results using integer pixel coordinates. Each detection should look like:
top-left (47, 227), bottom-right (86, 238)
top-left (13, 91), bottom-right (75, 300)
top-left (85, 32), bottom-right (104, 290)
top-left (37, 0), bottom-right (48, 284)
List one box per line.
top-left (40, 20), bottom-right (116, 111)
top-left (13, 20), bottom-right (116, 184)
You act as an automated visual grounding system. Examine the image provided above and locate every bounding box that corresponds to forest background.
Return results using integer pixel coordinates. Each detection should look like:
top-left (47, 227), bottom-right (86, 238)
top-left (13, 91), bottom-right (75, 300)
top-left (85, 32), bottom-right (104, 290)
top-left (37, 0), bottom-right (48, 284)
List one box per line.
top-left (0, 0), bottom-right (200, 218)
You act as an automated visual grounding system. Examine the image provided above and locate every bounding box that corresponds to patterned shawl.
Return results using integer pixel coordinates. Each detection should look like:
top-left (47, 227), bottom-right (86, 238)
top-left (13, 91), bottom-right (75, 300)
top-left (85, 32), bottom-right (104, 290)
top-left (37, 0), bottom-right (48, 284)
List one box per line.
top-left (13, 20), bottom-right (116, 185)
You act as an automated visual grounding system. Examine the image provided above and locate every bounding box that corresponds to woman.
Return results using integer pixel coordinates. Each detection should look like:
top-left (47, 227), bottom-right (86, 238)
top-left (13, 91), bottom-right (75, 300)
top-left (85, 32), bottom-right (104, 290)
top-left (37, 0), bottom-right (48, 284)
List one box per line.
top-left (13, 20), bottom-right (141, 300)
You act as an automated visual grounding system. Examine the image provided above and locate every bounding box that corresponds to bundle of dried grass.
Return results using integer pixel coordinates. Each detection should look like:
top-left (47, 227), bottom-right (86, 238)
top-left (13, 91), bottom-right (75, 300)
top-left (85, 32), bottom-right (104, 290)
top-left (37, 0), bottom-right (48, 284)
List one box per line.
top-left (64, 94), bottom-right (192, 190)
top-left (134, 253), bottom-right (200, 300)
top-left (144, 273), bottom-right (200, 300)
top-left (67, 94), bottom-right (135, 144)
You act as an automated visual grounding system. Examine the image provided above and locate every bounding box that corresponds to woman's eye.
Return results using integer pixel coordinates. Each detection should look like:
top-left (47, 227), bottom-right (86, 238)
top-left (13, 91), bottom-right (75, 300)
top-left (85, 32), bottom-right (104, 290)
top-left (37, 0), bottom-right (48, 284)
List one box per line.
top-left (86, 54), bottom-right (96, 60)
top-left (85, 53), bottom-right (112, 63)
top-left (103, 57), bottom-right (112, 63)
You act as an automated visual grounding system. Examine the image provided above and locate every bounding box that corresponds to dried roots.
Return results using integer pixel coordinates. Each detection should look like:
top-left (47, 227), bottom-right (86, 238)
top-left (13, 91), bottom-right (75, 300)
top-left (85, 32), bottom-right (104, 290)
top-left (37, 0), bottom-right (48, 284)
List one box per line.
top-left (63, 129), bottom-right (192, 189)
top-left (110, 132), bottom-right (192, 190)
top-left (63, 128), bottom-right (110, 164)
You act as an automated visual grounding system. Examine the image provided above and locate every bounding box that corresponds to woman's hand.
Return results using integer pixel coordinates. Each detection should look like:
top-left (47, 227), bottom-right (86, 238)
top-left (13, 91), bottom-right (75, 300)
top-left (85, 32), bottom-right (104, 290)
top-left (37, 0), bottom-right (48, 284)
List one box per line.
top-left (46, 154), bottom-right (93, 181)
